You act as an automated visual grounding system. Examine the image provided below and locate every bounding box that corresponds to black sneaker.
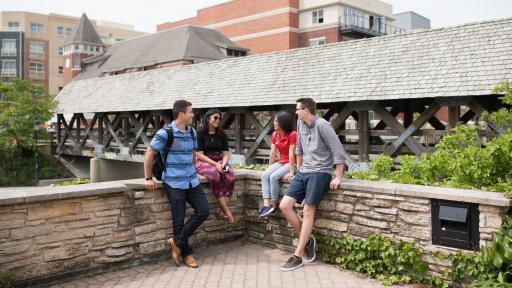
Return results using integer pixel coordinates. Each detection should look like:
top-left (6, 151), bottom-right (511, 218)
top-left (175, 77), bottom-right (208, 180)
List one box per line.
top-left (304, 236), bottom-right (316, 263)
top-left (280, 255), bottom-right (303, 272)
top-left (259, 206), bottom-right (275, 218)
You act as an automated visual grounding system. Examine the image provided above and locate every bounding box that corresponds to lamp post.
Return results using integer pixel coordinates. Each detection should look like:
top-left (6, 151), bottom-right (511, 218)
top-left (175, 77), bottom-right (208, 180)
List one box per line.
top-left (34, 119), bottom-right (40, 185)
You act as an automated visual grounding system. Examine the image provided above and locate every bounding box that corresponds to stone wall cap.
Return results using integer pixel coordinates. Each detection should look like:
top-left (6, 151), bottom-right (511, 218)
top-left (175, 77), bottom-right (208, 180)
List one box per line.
top-left (395, 184), bottom-right (512, 207)
top-left (0, 182), bottom-right (128, 206)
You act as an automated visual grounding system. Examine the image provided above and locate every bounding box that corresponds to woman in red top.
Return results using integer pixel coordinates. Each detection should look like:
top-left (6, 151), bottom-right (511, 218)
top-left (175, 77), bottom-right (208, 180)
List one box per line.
top-left (259, 111), bottom-right (297, 218)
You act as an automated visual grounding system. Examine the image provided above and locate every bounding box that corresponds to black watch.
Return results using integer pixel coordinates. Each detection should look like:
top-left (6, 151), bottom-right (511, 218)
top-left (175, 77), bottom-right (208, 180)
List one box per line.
top-left (145, 177), bottom-right (152, 181)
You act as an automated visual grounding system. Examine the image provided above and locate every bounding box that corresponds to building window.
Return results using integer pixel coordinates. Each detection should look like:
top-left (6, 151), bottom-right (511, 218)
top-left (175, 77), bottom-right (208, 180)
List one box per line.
top-left (7, 22), bottom-right (19, 31)
top-left (1, 39), bottom-right (17, 56)
top-left (312, 9), bottom-right (324, 24)
top-left (58, 66), bottom-right (63, 74)
top-left (89, 46), bottom-right (94, 52)
top-left (57, 26), bottom-right (65, 36)
top-left (96, 47), bottom-right (100, 52)
top-left (30, 42), bottom-right (44, 58)
top-left (226, 49), bottom-right (247, 57)
top-left (74, 45), bottom-right (79, 50)
top-left (66, 27), bottom-right (72, 35)
top-left (73, 52), bottom-right (80, 67)
top-left (30, 23), bottom-right (44, 33)
top-left (1, 60), bottom-right (17, 77)
top-left (345, 7), bottom-right (364, 28)
top-left (58, 47), bottom-right (63, 55)
top-left (30, 63), bottom-right (43, 72)
top-left (309, 38), bottom-right (326, 47)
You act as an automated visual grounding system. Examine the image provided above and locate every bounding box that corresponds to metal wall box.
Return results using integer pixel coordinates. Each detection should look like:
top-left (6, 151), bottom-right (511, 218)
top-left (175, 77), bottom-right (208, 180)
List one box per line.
top-left (432, 199), bottom-right (479, 251)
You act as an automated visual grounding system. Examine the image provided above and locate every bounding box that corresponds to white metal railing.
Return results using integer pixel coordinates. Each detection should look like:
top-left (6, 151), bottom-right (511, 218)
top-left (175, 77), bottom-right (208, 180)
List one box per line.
top-left (340, 15), bottom-right (405, 36)
top-left (1, 69), bottom-right (17, 77)
top-left (1, 48), bottom-right (17, 56)
top-left (29, 71), bottom-right (45, 80)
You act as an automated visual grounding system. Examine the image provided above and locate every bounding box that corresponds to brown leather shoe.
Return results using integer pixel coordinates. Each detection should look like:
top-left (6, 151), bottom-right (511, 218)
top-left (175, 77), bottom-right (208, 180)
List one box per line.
top-left (165, 238), bottom-right (181, 267)
top-left (183, 255), bottom-right (199, 268)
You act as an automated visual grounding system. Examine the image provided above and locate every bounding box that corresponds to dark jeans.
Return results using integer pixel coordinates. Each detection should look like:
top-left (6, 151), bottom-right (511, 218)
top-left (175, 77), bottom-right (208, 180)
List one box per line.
top-left (164, 183), bottom-right (210, 258)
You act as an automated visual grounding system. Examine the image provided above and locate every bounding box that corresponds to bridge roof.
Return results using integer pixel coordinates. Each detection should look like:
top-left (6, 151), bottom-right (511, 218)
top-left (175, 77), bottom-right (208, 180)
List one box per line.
top-left (55, 18), bottom-right (512, 114)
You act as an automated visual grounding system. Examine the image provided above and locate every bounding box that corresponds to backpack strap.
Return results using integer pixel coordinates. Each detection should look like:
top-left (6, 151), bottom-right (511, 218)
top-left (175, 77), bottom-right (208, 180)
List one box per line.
top-left (161, 127), bottom-right (174, 162)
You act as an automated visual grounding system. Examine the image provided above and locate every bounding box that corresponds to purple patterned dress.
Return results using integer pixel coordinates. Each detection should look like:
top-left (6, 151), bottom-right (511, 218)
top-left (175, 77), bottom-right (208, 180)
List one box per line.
top-left (195, 130), bottom-right (235, 198)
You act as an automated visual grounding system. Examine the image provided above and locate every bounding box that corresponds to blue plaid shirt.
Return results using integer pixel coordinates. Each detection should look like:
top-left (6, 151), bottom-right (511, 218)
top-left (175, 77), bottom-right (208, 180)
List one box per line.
top-left (150, 122), bottom-right (199, 189)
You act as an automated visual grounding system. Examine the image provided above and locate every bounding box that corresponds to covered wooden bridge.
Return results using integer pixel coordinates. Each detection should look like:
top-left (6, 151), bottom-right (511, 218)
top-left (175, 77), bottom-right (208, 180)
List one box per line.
top-left (55, 18), bottom-right (512, 168)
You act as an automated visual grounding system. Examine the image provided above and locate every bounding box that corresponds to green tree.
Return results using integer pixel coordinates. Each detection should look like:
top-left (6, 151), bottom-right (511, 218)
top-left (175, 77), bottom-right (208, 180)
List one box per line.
top-left (0, 79), bottom-right (58, 186)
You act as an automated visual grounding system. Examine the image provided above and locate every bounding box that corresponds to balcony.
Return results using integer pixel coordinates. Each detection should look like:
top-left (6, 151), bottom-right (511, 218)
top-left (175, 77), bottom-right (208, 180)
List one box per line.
top-left (29, 52), bottom-right (45, 60)
top-left (340, 15), bottom-right (405, 38)
top-left (1, 48), bottom-right (17, 57)
top-left (29, 71), bottom-right (45, 80)
top-left (1, 69), bottom-right (17, 78)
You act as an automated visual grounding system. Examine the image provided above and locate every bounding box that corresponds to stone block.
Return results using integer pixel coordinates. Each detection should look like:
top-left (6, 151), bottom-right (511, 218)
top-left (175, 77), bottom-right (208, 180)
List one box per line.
top-left (482, 213), bottom-right (505, 229)
top-left (374, 194), bottom-right (405, 201)
top-left (11, 224), bottom-right (53, 240)
top-left (66, 216), bottom-right (118, 229)
top-left (397, 201), bottom-right (430, 212)
top-left (35, 227), bottom-right (95, 244)
top-left (314, 219), bottom-right (348, 232)
top-left (134, 198), bottom-right (155, 205)
top-left (0, 239), bottom-right (32, 256)
top-left (134, 223), bottom-right (157, 235)
top-left (111, 240), bottom-right (135, 248)
top-left (352, 216), bottom-right (389, 229)
top-left (348, 223), bottom-right (381, 237)
top-left (355, 204), bottom-right (371, 211)
top-left (27, 202), bottom-right (82, 220)
top-left (150, 203), bottom-right (169, 213)
top-left (335, 203), bottom-right (354, 214)
top-left (318, 201), bottom-right (336, 211)
top-left (43, 243), bottom-right (90, 261)
top-left (0, 217), bottom-right (25, 230)
top-left (134, 230), bottom-right (165, 243)
top-left (95, 253), bottom-right (132, 263)
top-left (81, 196), bottom-right (130, 212)
top-left (104, 246), bottom-right (133, 257)
top-left (343, 191), bottom-right (373, 199)
top-left (479, 205), bottom-right (508, 213)
top-left (94, 209), bottom-right (121, 217)
top-left (139, 240), bottom-right (165, 255)
top-left (374, 208), bottom-right (398, 215)
top-left (391, 221), bottom-right (431, 241)
top-left (354, 210), bottom-right (396, 222)
top-left (112, 229), bottom-right (133, 243)
top-left (398, 211), bottom-right (431, 226)
top-left (361, 199), bottom-right (393, 208)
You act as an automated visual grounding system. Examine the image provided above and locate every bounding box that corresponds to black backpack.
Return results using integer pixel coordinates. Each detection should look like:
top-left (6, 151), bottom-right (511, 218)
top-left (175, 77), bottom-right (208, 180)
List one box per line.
top-left (152, 126), bottom-right (196, 180)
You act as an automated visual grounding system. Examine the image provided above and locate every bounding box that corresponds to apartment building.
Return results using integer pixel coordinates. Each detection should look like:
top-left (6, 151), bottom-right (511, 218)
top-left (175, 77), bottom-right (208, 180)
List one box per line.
top-left (157, 0), bottom-right (403, 54)
top-left (0, 31), bottom-right (24, 80)
top-left (0, 11), bottom-right (145, 95)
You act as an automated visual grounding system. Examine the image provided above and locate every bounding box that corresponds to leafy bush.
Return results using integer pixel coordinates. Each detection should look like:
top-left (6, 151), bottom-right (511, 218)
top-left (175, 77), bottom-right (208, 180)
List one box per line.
top-left (315, 232), bottom-right (447, 287)
top-left (451, 216), bottom-right (512, 286)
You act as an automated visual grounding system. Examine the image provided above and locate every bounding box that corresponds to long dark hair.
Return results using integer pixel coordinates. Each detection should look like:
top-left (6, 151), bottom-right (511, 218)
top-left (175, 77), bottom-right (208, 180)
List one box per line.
top-left (202, 108), bottom-right (223, 133)
top-left (276, 111), bottom-right (293, 134)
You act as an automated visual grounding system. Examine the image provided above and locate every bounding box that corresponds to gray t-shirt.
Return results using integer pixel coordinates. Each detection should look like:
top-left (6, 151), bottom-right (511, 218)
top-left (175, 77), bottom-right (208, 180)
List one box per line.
top-left (296, 116), bottom-right (347, 174)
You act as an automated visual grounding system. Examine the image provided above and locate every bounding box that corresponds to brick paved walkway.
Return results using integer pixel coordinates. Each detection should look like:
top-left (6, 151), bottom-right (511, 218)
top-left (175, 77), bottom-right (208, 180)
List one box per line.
top-left (49, 240), bottom-right (398, 288)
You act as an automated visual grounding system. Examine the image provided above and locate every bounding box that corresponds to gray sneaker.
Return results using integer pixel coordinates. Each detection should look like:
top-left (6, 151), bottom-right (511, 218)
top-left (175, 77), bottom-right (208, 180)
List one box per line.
top-left (280, 255), bottom-right (303, 272)
top-left (259, 206), bottom-right (275, 218)
top-left (304, 236), bottom-right (316, 263)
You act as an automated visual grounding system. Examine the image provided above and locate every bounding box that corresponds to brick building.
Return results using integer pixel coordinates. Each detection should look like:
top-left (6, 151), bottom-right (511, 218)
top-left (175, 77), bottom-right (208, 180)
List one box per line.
top-left (157, 0), bottom-right (403, 54)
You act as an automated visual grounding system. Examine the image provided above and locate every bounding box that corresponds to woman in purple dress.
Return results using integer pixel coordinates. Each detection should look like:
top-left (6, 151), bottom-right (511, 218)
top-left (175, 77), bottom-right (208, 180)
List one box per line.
top-left (195, 109), bottom-right (236, 224)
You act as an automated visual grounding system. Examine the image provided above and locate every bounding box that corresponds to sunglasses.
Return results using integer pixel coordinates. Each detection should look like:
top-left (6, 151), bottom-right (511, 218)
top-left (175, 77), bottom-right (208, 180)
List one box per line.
top-left (211, 116), bottom-right (222, 120)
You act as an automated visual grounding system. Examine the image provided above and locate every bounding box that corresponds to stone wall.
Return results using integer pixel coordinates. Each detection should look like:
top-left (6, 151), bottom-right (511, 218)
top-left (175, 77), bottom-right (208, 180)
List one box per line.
top-left (0, 178), bottom-right (245, 286)
top-left (242, 172), bottom-right (511, 275)
top-left (0, 170), bottom-right (510, 285)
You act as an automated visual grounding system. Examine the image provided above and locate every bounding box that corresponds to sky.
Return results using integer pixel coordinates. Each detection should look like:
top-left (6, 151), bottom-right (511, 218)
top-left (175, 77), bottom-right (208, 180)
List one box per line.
top-left (1, 0), bottom-right (512, 33)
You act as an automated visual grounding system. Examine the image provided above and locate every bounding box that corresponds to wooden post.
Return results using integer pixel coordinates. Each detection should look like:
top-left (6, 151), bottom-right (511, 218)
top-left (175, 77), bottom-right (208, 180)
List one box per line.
top-left (448, 106), bottom-right (460, 129)
top-left (234, 113), bottom-right (244, 154)
top-left (56, 114), bottom-right (62, 148)
top-left (97, 113), bottom-right (104, 146)
top-left (404, 111), bottom-right (413, 128)
top-left (358, 111), bottom-right (369, 162)
top-left (75, 114), bottom-right (80, 145)
top-left (123, 116), bottom-right (130, 147)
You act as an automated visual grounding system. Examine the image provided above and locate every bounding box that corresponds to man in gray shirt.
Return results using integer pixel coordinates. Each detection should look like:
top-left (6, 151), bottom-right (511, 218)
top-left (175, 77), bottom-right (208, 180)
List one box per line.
top-left (279, 97), bottom-right (347, 272)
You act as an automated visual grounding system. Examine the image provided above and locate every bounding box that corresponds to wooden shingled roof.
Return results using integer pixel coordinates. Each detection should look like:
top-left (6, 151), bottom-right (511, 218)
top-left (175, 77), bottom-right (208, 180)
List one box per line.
top-left (55, 18), bottom-right (512, 114)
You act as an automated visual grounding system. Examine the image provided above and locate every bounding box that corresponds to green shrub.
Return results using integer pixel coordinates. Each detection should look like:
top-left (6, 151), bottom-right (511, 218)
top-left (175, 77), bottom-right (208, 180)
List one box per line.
top-left (315, 232), bottom-right (447, 287)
